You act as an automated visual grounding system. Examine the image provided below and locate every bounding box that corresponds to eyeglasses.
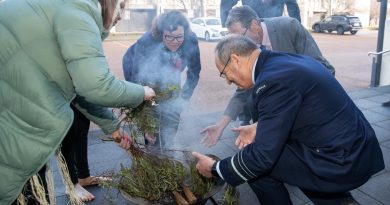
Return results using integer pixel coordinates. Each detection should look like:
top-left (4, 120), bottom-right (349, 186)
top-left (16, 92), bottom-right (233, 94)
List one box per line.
top-left (164, 34), bottom-right (185, 42)
top-left (242, 27), bottom-right (249, 36)
top-left (219, 57), bottom-right (231, 78)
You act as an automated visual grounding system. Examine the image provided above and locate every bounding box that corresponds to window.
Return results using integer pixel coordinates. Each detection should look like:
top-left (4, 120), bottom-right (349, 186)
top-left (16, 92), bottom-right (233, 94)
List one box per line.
top-left (205, 19), bottom-right (220, 26)
top-left (192, 19), bottom-right (203, 25)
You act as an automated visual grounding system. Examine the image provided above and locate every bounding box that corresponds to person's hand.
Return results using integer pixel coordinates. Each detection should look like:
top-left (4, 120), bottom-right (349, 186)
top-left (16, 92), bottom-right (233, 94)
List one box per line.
top-left (143, 86), bottom-right (156, 101)
top-left (144, 133), bottom-right (156, 145)
top-left (192, 152), bottom-right (216, 178)
top-left (111, 128), bottom-right (132, 149)
top-left (201, 124), bottom-right (224, 147)
top-left (232, 123), bottom-right (257, 150)
top-left (201, 115), bottom-right (231, 147)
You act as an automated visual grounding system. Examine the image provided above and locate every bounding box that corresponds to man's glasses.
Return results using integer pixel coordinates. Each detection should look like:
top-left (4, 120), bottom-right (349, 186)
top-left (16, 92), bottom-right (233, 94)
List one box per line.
top-left (164, 34), bottom-right (185, 42)
top-left (219, 57), bottom-right (231, 78)
top-left (242, 27), bottom-right (249, 36)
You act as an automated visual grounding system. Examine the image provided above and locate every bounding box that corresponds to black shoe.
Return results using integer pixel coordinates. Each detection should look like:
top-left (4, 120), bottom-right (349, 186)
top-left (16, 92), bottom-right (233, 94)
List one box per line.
top-left (340, 197), bottom-right (360, 205)
top-left (239, 121), bottom-right (250, 126)
top-left (382, 100), bottom-right (390, 107)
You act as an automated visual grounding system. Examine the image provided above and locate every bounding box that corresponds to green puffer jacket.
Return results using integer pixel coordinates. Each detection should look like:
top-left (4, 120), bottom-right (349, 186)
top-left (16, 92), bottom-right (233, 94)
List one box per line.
top-left (0, 0), bottom-right (145, 203)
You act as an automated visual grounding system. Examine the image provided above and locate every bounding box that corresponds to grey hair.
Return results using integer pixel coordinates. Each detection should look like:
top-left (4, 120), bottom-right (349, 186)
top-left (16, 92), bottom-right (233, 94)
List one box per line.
top-left (225, 5), bottom-right (259, 29)
top-left (215, 34), bottom-right (258, 64)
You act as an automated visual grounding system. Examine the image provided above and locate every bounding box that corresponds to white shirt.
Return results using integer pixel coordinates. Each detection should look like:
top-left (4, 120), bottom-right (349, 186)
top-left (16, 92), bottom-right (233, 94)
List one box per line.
top-left (252, 57), bottom-right (259, 84)
top-left (260, 22), bottom-right (272, 50)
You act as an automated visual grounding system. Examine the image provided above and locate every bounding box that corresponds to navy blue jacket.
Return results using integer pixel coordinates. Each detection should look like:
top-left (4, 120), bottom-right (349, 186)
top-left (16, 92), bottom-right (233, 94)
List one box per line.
top-left (220, 0), bottom-right (301, 26)
top-left (122, 31), bottom-right (201, 100)
top-left (218, 50), bottom-right (384, 187)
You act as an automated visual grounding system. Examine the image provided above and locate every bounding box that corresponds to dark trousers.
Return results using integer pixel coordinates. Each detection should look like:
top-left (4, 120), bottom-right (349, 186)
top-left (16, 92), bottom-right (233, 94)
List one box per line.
top-left (12, 166), bottom-right (47, 205)
top-left (248, 145), bottom-right (366, 205)
top-left (238, 105), bottom-right (252, 124)
top-left (158, 102), bottom-right (181, 148)
top-left (238, 97), bottom-right (258, 124)
top-left (155, 102), bottom-right (181, 148)
top-left (61, 105), bottom-right (91, 184)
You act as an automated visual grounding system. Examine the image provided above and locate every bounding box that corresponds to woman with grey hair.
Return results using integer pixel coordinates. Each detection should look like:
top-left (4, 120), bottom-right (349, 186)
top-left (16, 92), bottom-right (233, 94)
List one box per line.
top-left (0, 0), bottom-right (156, 204)
top-left (123, 10), bottom-right (201, 148)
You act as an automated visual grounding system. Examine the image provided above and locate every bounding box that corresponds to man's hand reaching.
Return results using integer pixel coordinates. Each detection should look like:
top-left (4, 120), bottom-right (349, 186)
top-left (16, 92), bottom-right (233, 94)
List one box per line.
top-left (201, 124), bottom-right (224, 147)
top-left (201, 115), bottom-right (232, 147)
top-left (232, 123), bottom-right (257, 150)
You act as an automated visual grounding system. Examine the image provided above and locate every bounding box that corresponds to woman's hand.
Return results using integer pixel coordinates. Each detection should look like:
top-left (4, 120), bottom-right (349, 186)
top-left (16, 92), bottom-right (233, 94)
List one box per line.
top-left (143, 86), bottom-right (156, 101)
top-left (111, 128), bottom-right (132, 149)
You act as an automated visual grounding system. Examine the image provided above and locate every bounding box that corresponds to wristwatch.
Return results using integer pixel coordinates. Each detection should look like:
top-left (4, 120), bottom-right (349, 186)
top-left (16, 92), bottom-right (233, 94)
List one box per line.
top-left (211, 161), bottom-right (220, 179)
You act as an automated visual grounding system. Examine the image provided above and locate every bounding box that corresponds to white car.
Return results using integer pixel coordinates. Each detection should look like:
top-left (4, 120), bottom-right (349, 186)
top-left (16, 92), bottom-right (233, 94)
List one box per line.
top-left (190, 17), bottom-right (228, 41)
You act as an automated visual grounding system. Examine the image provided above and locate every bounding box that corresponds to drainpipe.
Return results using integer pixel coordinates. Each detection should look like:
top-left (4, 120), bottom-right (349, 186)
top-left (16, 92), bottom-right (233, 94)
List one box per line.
top-left (370, 0), bottom-right (388, 87)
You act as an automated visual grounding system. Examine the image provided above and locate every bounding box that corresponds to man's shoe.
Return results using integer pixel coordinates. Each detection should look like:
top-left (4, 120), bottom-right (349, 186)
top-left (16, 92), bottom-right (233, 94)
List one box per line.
top-left (239, 121), bottom-right (250, 126)
top-left (382, 100), bottom-right (390, 107)
top-left (340, 197), bottom-right (360, 205)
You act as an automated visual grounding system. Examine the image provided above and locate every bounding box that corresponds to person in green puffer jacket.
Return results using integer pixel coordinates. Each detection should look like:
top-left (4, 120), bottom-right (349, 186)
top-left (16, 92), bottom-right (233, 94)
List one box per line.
top-left (0, 0), bottom-right (156, 204)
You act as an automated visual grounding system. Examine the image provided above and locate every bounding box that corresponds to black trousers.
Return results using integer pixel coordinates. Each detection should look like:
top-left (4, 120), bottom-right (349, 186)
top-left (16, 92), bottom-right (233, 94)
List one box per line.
top-left (238, 97), bottom-right (258, 124)
top-left (247, 145), bottom-right (367, 205)
top-left (61, 105), bottom-right (91, 184)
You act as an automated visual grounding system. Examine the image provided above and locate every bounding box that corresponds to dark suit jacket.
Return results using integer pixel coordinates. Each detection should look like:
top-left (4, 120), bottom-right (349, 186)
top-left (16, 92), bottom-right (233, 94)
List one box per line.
top-left (122, 31), bottom-right (201, 100)
top-left (219, 50), bottom-right (384, 187)
top-left (220, 0), bottom-right (301, 26)
top-left (224, 17), bottom-right (335, 120)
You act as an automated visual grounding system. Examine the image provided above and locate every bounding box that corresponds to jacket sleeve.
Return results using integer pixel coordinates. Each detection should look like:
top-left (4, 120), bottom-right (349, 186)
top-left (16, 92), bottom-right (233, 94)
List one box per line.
top-left (223, 88), bottom-right (251, 119)
top-left (220, 0), bottom-right (239, 27)
top-left (181, 33), bottom-right (201, 100)
top-left (53, 5), bottom-right (145, 108)
top-left (285, 0), bottom-right (301, 22)
top-left (122, 44), bottom-right (137, 82)
top-left (288, 18), bottom-right (335, 74)
top-left (218, 81), bottom-right (302, 186)
top-left (72, 96), bottom-right (119, 134)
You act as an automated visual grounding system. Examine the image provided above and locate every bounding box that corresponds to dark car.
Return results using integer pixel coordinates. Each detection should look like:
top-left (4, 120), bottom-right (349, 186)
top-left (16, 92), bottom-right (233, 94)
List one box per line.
top-left (312, 15), bottom-right (362, 35)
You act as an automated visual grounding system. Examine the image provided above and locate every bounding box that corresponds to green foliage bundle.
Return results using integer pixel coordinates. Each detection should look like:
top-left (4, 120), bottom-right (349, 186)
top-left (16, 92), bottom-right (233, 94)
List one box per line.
top-left (188, 159), bottom-right (215, 197)
top-left (118, 146), bottom-right (186, 201)
top-left (111, 146), bottom-right (222, 204)
top-left (114, 84), bottom-right (225, 204)
top-left (119, 85), bottom-right (180, 143)
top-left (221, 185), bottom-right (240, 205)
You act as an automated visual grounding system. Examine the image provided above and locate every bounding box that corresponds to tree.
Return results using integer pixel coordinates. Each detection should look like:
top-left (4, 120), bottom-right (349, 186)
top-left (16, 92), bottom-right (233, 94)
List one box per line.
top-left (324, 0), bottom-right (356, 15)
top-left (369, 0), bottom-right (380, 26)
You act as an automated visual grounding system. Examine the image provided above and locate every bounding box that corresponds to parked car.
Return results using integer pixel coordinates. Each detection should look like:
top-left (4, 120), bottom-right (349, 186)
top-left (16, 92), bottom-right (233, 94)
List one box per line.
top-left (312, 15), bottom-right (362, 35)
top-left (190, 17), bottom-right (228, 41)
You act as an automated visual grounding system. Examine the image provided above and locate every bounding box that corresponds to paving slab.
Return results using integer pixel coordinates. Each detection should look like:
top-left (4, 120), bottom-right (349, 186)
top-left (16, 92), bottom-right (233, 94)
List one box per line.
top-left (357, 172), bottom-right (390, 205)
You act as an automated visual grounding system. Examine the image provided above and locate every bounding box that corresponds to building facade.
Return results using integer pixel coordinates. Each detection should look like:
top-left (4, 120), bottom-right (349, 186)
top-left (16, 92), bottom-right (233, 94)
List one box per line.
top-left (113, 0), bottom-right (380, 33)
top-left (114, 0), bottom-right (221, 33)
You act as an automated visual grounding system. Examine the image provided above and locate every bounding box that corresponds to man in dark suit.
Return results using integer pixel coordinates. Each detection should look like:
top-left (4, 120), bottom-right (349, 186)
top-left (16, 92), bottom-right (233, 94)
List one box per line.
top-left (220, 0), bottom-right (301, 26)
top-left (193, 35), bottom-right (384, 205)
top-left (202, 6), bottom-right (334, 147)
